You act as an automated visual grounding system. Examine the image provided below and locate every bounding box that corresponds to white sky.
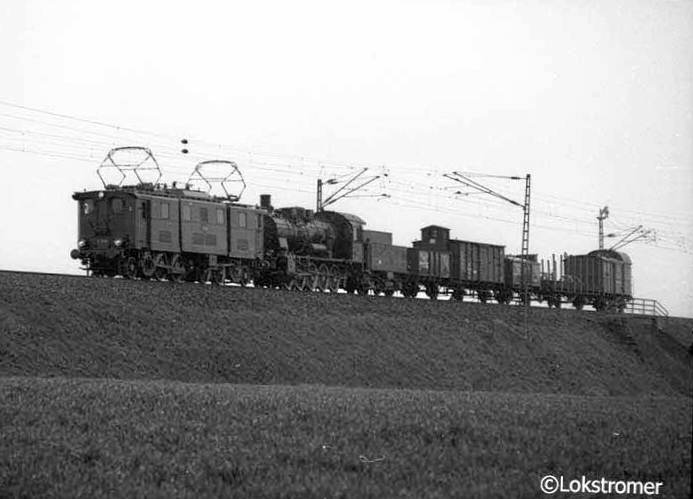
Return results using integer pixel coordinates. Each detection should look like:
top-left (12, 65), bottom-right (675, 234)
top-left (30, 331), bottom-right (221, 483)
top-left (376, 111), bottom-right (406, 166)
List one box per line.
top-left (1, 0), bottom-right (692, 316)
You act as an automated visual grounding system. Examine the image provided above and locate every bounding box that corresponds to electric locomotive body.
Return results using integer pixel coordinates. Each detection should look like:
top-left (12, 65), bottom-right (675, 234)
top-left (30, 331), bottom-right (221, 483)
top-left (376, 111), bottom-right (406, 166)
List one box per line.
top-left (71, 184), bottom-right (265, 283)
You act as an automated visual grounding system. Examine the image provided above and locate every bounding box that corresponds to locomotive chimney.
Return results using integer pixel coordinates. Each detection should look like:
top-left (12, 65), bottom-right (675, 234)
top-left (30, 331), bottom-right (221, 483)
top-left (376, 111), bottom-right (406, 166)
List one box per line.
top-left (260, 194), bottom-right (273, 212)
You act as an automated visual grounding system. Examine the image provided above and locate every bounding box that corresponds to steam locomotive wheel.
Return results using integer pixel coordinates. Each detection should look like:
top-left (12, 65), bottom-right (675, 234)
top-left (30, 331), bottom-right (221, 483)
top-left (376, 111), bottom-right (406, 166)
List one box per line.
top-left (317, 264), bottom-right (329, 292)
top-left (283, 277), bottom-right (298, 290)
top-left (169, 255), bottom-right (185, 283)
top-left (327, 265), bottom-right (339, 292)
top-left (153, 253), bottom-right (168, 281)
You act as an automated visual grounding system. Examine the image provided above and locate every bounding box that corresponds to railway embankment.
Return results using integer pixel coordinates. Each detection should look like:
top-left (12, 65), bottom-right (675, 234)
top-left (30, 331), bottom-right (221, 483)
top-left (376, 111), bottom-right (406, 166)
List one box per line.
top-left (0, 272), bottom-right (691, 396)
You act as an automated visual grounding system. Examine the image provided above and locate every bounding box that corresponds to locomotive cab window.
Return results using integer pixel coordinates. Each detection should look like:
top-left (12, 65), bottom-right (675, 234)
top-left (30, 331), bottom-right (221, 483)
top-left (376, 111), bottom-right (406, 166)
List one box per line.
top-left (239, 212), bottom-right (247, 228)
top-left (161, 202), bottom-right (170, 220)
top-left (216, 208), bottom-right (224, 225)
top-left (200, 207), bottom-right (209, 223)
top-left (110, 197), bottom-right (123, 214)
top-left (82, 200), bottom-right (94, 215)
top-left (182, 205), bottom-right (191, 222)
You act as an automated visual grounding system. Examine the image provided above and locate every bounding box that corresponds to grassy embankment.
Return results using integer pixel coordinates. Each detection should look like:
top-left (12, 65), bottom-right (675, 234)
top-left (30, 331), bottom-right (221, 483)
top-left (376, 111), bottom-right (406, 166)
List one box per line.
top-left (1, 273), bottom-right (691, 396)
top-left (0, 272), bottom-right (691, 497)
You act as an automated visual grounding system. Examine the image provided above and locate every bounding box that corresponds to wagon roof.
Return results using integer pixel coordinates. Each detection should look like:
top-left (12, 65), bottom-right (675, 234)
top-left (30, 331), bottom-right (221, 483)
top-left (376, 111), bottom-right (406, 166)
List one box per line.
top-left (586, 249), bottom-right (632, 263)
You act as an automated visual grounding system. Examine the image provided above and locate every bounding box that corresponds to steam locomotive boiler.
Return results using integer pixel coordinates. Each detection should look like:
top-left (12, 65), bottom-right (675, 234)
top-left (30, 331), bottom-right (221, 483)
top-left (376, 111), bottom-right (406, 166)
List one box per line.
top-left (257, 194), bottom-right (368, 291)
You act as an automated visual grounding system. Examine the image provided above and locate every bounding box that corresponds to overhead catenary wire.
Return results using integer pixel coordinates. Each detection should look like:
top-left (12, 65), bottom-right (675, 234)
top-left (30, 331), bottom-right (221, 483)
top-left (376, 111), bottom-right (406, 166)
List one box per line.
top-left (0, 99), bottom-right (690, 254)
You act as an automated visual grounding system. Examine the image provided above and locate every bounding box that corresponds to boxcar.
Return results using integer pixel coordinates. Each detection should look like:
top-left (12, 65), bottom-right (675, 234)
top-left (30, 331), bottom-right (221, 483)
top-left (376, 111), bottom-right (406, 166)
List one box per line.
top-left (564, 250), bottom-right (632, 297)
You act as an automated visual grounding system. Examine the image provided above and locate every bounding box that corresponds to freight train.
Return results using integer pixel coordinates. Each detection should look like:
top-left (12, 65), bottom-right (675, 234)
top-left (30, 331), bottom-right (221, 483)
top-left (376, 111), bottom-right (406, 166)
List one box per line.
top-left (70, 175), bottom-right (633, 312)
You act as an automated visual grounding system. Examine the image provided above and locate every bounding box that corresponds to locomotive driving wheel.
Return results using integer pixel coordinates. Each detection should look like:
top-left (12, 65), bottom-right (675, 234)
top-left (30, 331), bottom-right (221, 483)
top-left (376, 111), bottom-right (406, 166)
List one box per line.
top-left (123, 257), bottom-right (138, 279)
top-left (210, 268), bottom-right (226, 286)
top-left (140, 251), bottom-right (156, 278)
top-left (169, 255), bottom-right (185, 283)
top-left (153, 253), bottom-right (168, 281)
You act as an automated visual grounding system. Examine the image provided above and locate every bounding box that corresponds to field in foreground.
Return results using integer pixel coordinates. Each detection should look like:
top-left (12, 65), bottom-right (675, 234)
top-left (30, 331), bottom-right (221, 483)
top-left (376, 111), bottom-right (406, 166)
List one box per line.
top-left (1, 376), bottom-right (690, 499)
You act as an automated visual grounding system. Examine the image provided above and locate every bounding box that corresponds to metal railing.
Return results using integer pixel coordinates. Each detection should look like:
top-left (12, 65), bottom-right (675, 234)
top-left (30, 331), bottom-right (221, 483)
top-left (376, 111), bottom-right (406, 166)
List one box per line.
top-left (624, 298), bottom-right (669, 317)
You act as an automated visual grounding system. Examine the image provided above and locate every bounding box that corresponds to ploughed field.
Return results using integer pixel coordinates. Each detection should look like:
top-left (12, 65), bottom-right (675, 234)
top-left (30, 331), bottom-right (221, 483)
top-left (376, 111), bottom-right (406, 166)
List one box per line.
top-left (1, 272), bottom-right (691, 498)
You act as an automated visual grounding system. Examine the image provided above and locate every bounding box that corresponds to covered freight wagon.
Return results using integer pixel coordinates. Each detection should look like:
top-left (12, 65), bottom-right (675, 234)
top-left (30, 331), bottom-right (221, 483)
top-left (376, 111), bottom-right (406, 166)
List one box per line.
top-left (407, 248), bottom-right (451, 278)
top-left (449, 239), bottom-right (505, 285)
top-left (563, 250), bottom-right (632, 297)
top-left (504, 255), bottom-right (541, 290)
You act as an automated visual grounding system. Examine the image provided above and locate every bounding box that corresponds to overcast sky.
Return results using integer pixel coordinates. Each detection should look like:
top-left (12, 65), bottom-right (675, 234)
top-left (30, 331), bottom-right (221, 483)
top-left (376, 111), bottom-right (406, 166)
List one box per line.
top-left (1, 0), bottom-right (691, 316)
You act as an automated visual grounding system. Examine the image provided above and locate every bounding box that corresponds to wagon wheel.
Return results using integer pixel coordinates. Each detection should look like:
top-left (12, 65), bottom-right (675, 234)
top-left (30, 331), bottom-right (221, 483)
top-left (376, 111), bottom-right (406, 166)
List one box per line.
top-left (345, 276), bottom-right (356, 294)
top-left (593, 297), bottom-right (606, 312)
top-left (426, 283), bottom-right (439, 300)
top-left (153, 253), bottom-right (168, 281)
top-left (572, 295), bottom-right (586, 311)
top-left (123, 256), bottom-right (138, 279)
top-left (451, 288), bottom-right (465, 301)
top-left (140, 251), bottom-right (156, 278)
top-left (169, 255), bottom-right (185, 283)
top-left (356, 278), bottom-right (370, 295)
top-left (238, 266), bottom-right (250, 287)
top-left (553, 295), bottom-right (562, 309)
top-left (478, 290), bottom-right (489, 304)
top-left (383, 289), bottom-right (395, 297)
top-left (327, 265), bottom-right (340, 293)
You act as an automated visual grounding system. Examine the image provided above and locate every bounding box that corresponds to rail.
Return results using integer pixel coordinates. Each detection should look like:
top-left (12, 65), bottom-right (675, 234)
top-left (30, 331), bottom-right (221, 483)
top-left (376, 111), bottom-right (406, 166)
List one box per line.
top-left (624, 298), bottom-right (669, 317)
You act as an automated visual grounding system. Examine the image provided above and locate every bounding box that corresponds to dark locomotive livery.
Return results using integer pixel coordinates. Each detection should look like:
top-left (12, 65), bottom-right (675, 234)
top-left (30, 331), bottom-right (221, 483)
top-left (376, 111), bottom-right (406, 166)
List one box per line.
top-left (71, 174), bottom-right (633, 312)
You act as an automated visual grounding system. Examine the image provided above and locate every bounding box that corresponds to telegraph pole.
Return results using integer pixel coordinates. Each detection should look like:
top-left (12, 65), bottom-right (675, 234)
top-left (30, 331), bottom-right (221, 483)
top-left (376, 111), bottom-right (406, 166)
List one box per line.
top-left (316, 178), bottom-right (323, 212)
top-left (444, 171), bottom-right (532, 322)
top-left (597, 206), bottom-right (609, 250)
top-left (520, 175), bottom-right (531, 317)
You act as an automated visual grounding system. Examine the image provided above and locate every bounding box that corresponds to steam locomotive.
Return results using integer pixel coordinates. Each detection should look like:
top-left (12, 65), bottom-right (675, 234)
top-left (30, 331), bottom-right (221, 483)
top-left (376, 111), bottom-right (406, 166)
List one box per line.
top-left (70, 179), bottom-right (633, 312)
